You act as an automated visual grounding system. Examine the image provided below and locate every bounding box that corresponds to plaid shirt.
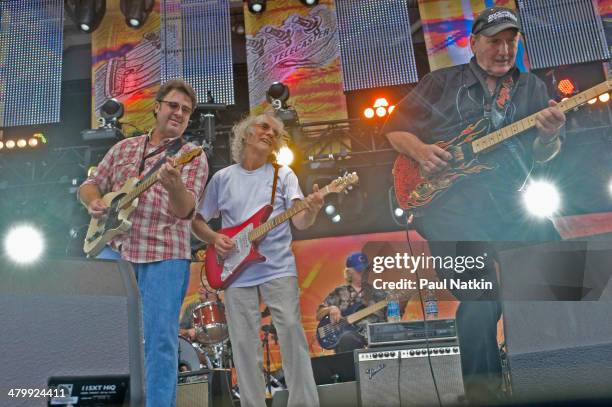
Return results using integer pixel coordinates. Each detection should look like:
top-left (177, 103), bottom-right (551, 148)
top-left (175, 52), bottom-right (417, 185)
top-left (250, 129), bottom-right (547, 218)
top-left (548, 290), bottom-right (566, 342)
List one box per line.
top-left (82, 134), bottom-right (208, 263)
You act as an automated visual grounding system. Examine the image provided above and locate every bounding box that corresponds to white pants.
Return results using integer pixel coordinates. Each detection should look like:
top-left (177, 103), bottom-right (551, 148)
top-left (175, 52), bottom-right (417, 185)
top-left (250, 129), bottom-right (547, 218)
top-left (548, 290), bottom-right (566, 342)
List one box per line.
top-left (224, 276), bottom-right (319, 407)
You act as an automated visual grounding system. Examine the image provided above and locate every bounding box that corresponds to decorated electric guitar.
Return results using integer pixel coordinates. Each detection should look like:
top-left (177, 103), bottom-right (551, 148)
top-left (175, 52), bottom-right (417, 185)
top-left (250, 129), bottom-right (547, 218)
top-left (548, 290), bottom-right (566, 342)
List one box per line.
top-left (83, 147), bottom-right (203, 258)
top-left (393, 80), bottom-right (611, 210)
top-left (205, 173), bottom-right (359, 289)
top-left (316, 292), bottom-right (410, 349)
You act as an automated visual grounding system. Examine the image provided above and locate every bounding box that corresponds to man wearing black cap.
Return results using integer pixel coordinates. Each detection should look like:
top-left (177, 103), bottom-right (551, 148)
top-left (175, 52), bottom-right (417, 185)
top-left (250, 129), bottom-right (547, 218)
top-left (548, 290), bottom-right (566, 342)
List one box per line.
top-left (384, 5), bottom-right (566, 404)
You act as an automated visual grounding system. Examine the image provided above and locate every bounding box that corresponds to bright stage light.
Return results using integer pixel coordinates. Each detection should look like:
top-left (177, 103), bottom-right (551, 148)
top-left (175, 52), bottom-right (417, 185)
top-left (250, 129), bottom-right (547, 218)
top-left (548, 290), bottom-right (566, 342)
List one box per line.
top-left (523, 181), bottom-right (561, 218)
top-left (375, 107), bottom-right (387, 117)
top-left (363, 108), bottom-right (375, 119)
top-left (4, 224), bottom-right (45, 264)
top-left (599, 93), bottom-right (610, 103)
top-left (16, 139), bottom-right (26, 148)
top-left (331, 214), bottom-right (341, 223)
top-left (324, 204), bottom-right (336, 216)
top-left (394, 207), bottom-right (404, 217)
top-left (276, 146), bottom-right (294, 166)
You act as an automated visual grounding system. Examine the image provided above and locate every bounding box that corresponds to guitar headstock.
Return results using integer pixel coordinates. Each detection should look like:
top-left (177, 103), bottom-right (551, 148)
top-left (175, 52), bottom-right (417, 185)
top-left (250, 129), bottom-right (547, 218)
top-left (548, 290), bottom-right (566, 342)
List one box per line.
top-left (325, 172), bottom-right (359, 195)
top-left (175, 147), bottom-right (203, 166)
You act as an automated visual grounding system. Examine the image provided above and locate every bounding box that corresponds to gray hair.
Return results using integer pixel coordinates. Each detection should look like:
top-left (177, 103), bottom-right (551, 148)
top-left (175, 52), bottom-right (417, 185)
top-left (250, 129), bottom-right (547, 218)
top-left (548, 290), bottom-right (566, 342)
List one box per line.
top-left (230, 112), bottom-right (286, 163)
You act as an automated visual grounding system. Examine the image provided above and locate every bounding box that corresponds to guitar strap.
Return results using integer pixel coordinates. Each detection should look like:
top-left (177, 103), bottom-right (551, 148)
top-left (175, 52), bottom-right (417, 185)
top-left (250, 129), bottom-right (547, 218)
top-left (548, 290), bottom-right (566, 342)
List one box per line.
top-left (270, 163), bottom-right (281, 205)
top-left (138, 132), bottom-right (185, 178)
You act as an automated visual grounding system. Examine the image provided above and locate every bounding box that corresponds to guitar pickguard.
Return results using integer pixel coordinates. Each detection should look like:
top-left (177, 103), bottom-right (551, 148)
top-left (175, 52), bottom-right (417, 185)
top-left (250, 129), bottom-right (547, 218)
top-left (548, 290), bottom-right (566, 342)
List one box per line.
top-left (221, 224), bottom-right (254, 281)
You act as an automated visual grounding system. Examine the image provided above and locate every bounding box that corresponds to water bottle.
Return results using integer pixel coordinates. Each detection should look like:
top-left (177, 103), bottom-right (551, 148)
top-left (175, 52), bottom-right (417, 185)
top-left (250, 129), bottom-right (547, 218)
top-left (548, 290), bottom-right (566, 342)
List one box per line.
top-left (424, 289), bottom-right (438, 320)
top-left (386, 293), bottom-right (401, 322)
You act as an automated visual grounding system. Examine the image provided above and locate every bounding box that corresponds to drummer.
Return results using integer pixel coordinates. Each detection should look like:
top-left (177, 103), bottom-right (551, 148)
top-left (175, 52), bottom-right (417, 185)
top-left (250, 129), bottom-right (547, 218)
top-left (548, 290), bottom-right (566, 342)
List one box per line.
top-left (179, 279), bottom-right (220, 341)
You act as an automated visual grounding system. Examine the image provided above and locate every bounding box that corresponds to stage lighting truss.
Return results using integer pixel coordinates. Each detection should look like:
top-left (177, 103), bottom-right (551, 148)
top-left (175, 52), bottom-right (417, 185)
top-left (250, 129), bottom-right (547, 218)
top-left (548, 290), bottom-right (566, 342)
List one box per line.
top-left (0, 133), bottom-right (47, 153)
top-left (65, 0), bottom-right (106, 33)
top-left (120, 0), bottom-right (155, 28)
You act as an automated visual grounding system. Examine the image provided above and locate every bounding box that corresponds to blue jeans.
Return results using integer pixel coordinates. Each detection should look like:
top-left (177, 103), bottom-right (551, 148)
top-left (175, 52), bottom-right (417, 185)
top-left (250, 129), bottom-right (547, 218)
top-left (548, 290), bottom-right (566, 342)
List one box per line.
top-left (98, 247), bottom-right (190, 407)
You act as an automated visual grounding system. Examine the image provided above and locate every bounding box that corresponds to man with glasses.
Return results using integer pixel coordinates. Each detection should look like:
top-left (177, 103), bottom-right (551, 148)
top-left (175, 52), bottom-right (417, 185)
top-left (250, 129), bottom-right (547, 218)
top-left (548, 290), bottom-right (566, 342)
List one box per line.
top-left (79, 79), bottom-right (208, 407)
top-left (192, 112), bottom-right (323, 407)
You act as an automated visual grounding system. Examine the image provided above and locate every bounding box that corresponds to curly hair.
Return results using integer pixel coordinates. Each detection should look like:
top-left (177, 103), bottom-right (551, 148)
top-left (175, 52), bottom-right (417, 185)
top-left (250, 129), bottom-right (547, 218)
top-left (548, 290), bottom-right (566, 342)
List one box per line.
top-left (230, 112), bottom-right (286, 164)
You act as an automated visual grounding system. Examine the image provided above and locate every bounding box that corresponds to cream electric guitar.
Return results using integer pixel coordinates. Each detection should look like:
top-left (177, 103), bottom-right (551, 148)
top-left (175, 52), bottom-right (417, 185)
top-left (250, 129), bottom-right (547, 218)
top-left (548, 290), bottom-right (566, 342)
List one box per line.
top-left (83, 147), bottom-right (203, 258)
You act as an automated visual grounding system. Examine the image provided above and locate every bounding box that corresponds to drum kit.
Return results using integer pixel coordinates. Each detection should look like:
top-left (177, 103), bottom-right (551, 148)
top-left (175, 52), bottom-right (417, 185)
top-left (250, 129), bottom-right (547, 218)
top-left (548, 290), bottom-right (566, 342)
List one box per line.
top-left (178, 301), bottom-right (287, 398)
top-left (178, 300), bottom-right (231, 372)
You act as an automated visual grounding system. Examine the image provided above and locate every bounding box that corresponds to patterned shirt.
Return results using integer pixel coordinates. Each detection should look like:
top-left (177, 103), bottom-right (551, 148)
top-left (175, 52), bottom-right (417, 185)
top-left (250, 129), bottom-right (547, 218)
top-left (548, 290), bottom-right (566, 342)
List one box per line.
top-left (82, 133), bottom-right (209, 263)
top-left (318, 283), bottom-right (388, 334)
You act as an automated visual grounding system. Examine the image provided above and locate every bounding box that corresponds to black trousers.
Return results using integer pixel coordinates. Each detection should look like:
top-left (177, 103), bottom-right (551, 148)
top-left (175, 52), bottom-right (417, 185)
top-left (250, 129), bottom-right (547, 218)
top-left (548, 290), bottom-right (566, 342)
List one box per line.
top-left (413, 181), bottom-right (560, 403)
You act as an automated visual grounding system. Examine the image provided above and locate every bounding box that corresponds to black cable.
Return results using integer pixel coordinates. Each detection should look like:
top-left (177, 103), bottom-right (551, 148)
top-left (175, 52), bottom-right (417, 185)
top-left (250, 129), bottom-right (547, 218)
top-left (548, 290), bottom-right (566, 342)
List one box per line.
top-left (406, 226), bottom-right (442, 407)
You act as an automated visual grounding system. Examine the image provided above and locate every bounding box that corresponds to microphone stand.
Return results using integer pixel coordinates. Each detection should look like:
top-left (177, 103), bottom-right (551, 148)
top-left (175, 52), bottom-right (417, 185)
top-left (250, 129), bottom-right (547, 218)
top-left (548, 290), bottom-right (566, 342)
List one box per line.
top-left (261, 323), bottom-right (277, 397)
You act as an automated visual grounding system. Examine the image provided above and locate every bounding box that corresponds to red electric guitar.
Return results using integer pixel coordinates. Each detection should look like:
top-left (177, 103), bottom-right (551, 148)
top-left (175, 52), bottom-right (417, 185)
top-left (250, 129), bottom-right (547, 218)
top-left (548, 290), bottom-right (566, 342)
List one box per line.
top-left (205, 173), bottom-right (359, 289)
top-left (393, 80), bottom-right (611, 210)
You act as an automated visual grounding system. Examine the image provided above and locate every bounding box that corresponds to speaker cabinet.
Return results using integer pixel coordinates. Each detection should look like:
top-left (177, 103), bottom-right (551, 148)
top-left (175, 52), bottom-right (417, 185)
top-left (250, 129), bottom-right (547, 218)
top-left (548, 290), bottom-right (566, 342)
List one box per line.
top-left (0, 257), bottom-right (144, 407)
top-left (271, 381), bottom-right (358, 407)
top-left (177, 378), bottom-right (209, 407)
top-left (355, 342), bottom-right (464, 407)
top-left (499, 241), bottom-right (612, 402)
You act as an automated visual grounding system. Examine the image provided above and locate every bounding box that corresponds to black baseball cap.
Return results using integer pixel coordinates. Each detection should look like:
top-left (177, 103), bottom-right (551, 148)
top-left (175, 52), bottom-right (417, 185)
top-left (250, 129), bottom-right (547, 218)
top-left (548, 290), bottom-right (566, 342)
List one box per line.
top-left (472, 6), bottom-right (521, 36)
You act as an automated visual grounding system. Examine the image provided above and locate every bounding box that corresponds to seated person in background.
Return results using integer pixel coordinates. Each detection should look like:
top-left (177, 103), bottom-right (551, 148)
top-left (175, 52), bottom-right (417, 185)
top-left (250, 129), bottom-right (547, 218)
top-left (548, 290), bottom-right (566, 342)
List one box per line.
top-left (179, 279), bottom-right (219, 341)
top-left (316, 252), bottom-right (393, 353)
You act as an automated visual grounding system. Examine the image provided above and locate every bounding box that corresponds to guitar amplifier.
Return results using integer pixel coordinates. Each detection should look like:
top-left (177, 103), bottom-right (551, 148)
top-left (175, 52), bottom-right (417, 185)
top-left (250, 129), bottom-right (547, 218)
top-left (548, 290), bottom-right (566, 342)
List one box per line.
top-left (367, 319), bottom-right (458, 347)
top-left (354, 340), bottom-right (464, 407)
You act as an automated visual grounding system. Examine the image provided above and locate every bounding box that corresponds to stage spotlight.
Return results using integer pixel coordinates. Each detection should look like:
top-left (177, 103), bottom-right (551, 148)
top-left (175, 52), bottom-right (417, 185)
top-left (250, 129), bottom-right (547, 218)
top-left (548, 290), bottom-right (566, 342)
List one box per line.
top-left (300, 0), bottom-right (319, 6)
top-left (522, 180), bottom-right (561, 218)
top-left (247, 0), bottom-right (266, 14)
top-left (557, 78), bottom-right (576, 96)
top-left (588, 97), bottom-right (597, 105)
top-left (277, 146), bottom-right (294, 166)
top-left (373, 98), bottom-right (389, 108)
top-left (4, 224), bottom-right (45, 264)
top-left (28, 138), bottom-right (38, 147)
top-left (331, 214), bottom-right (341, 223)
top-left (375, 107), bottom-right (387, 118)
top-left (394, 207), bottom-right (404, 218)
top-left (65, 0), bottom-right (106, 33)
top-left (120, 0), bottom-right (155, 28)
top-left (599, 92), bottom-right (610, 103)
top-left (100, 98), bottom-right (125, 127)
top-left (6, 140), bottom-right (15, 149)
top-left (324, 203), bottom-right (336, 216)
top-left (363, 108), bottom-right (375, 119)
top-left (16, 139), bottom-right (26, 148)
top-left (388, 105), bottom-right (396, 114)
top-left (266, 82), bottom-right (290, 110)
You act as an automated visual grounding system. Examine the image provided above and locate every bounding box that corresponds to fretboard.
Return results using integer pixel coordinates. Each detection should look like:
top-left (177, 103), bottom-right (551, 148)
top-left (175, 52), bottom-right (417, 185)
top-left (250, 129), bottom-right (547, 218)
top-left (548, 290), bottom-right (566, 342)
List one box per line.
top-left (472, 80), bottom-right (610, 154)
top-left (248, 184), bottom-right (332, 242)
top-left (118, 171), bottom-right (160, 209)
top-left (346, 299), bottom-right (388, 325)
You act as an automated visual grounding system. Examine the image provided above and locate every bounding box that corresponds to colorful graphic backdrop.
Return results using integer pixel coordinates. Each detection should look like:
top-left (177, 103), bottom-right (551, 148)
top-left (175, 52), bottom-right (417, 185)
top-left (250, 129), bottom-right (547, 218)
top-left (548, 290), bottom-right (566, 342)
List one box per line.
top-left (244, 0), bottom-right (347, 121)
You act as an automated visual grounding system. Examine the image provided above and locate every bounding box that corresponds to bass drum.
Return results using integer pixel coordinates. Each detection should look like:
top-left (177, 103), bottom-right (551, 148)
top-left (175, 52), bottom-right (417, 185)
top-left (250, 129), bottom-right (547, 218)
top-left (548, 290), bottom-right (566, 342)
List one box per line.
top-left (178, 335), bottom-right (209, 372)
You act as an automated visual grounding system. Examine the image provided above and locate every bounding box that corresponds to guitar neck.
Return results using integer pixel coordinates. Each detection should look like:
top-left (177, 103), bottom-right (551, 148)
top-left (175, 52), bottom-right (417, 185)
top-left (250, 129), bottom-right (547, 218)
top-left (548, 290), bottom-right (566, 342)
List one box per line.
top-left (472, 81), bottom-right (610, 154)
top-left (248, 184), bottom-right (334, 242)
top-left (346, 299), bottom-right (388, 325)
top-left (118, 171), bottom-right (160, 209)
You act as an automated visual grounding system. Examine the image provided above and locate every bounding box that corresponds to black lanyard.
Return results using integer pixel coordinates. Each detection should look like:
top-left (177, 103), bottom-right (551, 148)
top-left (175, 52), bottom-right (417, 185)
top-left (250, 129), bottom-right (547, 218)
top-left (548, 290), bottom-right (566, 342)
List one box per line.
top-left (138, 134), bottom-right (184, 178)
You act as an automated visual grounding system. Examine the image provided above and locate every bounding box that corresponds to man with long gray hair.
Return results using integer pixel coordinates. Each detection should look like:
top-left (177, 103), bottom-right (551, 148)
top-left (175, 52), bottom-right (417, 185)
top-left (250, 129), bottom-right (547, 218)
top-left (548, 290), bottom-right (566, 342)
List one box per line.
top-left (192, 112), bottom-right (322, 407)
